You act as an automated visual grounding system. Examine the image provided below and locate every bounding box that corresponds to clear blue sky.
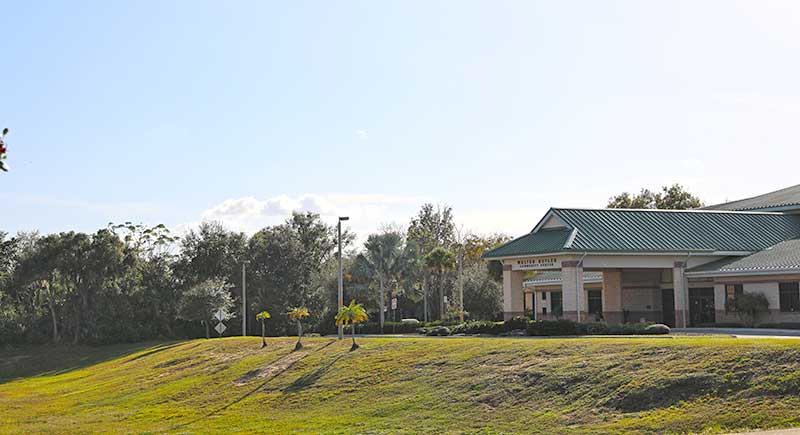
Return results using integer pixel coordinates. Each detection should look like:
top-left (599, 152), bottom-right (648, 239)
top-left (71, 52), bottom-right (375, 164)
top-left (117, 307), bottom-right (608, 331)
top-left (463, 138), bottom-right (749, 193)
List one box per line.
top-left (3, 0), bottom-right (800, 238)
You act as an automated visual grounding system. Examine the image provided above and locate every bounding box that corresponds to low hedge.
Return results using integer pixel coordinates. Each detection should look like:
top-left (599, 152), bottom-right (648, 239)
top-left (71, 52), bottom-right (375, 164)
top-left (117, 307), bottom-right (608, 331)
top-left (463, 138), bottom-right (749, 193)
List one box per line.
top-left (417, 326), bottom-right (452, 336)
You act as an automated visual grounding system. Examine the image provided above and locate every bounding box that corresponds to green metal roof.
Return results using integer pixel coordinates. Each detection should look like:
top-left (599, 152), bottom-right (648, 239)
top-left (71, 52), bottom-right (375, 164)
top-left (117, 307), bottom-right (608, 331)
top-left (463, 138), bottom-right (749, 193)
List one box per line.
top-left (686, 239), bottom-right (800, 276)
top-left (483, 208), bottom-right (800, 259)
top-left (703, 184), bottom-right (800, 212)
top-left (483, 228), bottom-right (573, 258)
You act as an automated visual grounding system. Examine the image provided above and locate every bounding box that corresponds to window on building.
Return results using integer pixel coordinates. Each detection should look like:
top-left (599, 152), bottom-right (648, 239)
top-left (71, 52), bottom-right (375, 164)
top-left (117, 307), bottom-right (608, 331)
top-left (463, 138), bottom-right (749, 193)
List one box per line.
top-left (588, 290), bottom-right (603, 315)
top-left (779, 282), bottom-right (800, 312)
top-left (541, 292), bottom-right (547, 300)
top-left (542, 307), bottom-right (547, 315)
top-left (551, 292), bottom-right (563, 317)
top-left (725, 284), bottom-right (743, 312)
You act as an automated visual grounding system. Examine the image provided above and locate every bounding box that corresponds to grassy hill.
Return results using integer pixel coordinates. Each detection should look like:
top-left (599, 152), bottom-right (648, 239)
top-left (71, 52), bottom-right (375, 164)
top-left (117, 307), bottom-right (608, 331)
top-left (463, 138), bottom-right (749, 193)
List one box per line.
top-left (2, 336), bottom-right (800, 435)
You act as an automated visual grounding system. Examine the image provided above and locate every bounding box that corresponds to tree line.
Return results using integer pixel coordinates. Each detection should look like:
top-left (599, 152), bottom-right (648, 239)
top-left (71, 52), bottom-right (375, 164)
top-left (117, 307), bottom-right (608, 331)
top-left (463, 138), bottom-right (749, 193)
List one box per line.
top-left (0, 204), bottom-right (508, 345)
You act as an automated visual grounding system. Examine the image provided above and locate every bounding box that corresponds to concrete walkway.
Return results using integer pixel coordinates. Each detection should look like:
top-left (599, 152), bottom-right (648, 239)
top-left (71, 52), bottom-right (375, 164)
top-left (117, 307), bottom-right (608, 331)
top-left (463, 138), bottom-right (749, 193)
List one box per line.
top-left (725, 429), bottom-right (800, 435)
top-left (673, 327), bottom-right (800, 338)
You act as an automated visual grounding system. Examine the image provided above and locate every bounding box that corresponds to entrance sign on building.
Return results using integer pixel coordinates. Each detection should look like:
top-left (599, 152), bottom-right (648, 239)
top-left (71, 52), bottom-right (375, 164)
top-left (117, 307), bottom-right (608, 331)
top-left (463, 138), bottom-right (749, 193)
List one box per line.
top-left (514, 257), bottom-right (560, 271)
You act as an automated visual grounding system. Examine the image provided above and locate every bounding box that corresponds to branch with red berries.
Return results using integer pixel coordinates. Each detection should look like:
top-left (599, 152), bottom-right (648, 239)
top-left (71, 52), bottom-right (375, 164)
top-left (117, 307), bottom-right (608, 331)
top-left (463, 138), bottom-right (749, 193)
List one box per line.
top-left (0, 128), bottom-right (9, 172)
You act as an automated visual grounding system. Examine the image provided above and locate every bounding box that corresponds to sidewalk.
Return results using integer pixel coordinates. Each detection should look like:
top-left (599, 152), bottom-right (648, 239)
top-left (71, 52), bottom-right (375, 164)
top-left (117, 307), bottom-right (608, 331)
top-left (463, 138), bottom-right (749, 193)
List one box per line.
top-left (673, 327), bottom-right (800, 338)
top-left (725, 429), bottom-right (800, 435)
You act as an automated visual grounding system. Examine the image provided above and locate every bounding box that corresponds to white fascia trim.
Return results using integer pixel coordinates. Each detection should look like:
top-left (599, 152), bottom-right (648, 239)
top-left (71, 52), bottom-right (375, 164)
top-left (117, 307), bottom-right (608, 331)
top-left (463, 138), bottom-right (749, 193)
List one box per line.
top-left (531, 209), bottom-right (572, 233)
top-left (489, 250), bottom-right (730, 262)
top-left (686, 268), bottom-right (800, 278)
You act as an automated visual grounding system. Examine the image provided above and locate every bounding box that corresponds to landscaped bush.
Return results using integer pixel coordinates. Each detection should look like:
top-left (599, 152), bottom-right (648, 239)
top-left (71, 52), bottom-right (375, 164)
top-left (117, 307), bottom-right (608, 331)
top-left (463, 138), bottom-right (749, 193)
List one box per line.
top-left (503, 316), bottom-right (529, 331)
top-left (418, 326), bottom-right (451, 336)
top-left (644, 324), bottom-right (671, 334)
top-left (450, 320), bottom-right (505, 335)
top-left (355, 322), bottom-right (421, 334)
top-left (527, 319), bottom-right (583, 336)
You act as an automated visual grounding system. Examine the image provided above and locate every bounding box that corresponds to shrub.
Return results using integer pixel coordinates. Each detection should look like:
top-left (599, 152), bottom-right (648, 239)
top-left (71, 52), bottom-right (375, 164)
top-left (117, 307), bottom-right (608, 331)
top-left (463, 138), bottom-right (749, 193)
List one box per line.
top-left (450, 321), bottom-right (505, 335)
top-left (644, 324), bottom-right (671, 334)
top-left (420, 326), bottom-right (451, 336)
top-left (526, 319), bottom-right (583, 336)
top-left (504, 316), bottom-right (529, 331)
top-left (735, 292), bottom-right (770, 327)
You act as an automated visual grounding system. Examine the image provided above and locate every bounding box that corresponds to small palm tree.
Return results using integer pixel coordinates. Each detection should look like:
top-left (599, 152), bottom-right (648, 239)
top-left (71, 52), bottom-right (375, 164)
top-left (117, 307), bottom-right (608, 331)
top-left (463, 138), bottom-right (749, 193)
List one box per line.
top-left (335, 300), bottom-right (369, 351)
top-left (287, 307), bottom-right (310, 351)
top-left (255, 311), bottom-right (271, 348)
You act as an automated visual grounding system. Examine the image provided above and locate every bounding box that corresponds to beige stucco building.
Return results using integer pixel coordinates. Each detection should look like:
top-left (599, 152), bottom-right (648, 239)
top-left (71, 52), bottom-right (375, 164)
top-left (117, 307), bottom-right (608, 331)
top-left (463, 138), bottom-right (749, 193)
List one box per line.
top-left (484, 184), bottom-right (800, 328)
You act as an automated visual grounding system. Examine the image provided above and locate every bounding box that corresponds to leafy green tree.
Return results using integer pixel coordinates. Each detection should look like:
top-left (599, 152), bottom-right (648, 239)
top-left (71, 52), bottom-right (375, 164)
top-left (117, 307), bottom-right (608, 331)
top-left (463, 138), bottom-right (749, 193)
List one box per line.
top-left (335, 300), bottom-right (368, 351)
top-left (607, 184), bottom-right (703, 209)
top-left (407, 203), bottom-right (455, 254)
top-left (255, 311), bottom-right (271, 348)
top-left (177, 278), bottom-right (234, 339)
top-left (247, 212), bottom-right (352, 335)
top-left (287, 307), bottom-right (310, 350)
top-left (462, 264), bottom-right (502, 320)
top-left (424, 247), bottom-right (456, 320)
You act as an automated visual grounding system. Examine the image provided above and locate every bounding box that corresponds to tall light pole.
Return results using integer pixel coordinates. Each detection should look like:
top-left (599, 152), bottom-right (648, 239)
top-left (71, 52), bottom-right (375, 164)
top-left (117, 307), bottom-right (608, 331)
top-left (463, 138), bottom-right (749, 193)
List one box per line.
top-left (242, 260), bottom-right (250, 337)
top-left (337, 216), bottom-right (349, 340)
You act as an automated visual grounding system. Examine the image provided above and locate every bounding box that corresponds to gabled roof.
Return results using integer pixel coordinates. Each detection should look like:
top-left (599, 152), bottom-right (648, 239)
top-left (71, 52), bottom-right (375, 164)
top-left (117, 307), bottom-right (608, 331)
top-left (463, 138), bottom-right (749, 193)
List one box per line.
top-left (483, 208), bottom-right (800, 259)
top-left (686, 239), bottom-right (800, 276)
top-left (523, 271), bottom-right (603, 287)
top-left (704, 184), bottom-right (800, 212)
top-left (482, 228), bottom-right (573, 258)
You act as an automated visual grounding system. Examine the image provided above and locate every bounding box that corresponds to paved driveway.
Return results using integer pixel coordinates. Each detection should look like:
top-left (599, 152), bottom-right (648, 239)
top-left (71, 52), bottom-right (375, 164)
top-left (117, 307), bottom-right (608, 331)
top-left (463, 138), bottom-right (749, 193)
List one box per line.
top-left (674, 327), bottom-right (800, 338)
top-left (725, 429), bottom-right (800, 435)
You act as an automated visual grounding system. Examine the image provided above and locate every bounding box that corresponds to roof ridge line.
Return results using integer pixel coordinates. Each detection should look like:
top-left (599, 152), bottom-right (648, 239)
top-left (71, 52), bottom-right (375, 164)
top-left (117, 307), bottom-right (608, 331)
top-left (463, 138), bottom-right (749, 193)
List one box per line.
top-left (551, 207), bottom-right (784, 215)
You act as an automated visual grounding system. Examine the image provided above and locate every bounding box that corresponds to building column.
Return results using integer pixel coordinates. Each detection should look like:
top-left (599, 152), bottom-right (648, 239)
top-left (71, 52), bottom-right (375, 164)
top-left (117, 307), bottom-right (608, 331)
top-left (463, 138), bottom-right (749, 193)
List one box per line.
top-left (502, 264), bottom-right (525, 320)
top-left (673, 262), bottom-right (688, 328)
top-left (561, 260), bottom-right (585, 321)
top-left (602, 270), bottom-right (623, 325)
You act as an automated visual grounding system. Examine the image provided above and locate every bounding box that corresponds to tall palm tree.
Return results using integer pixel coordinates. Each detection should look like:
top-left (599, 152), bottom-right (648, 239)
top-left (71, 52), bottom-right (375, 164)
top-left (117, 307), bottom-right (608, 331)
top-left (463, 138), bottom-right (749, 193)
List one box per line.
top-left (424, 247), bottom-right (456, 320)
top-left (335, 300), bottom-right (369, 351)
top-left (357, 232), bottom-right (404, 333)
top-left (255, 311), bottom-right (271, 348)
top-left (287, 307), bottom-right (310, 351)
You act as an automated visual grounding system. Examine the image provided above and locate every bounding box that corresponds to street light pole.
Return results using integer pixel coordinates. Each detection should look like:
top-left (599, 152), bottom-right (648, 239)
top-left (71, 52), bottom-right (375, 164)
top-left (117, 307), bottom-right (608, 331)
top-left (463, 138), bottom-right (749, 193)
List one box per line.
top-left (337, 216), bottom-right (349, 340)
top-left (242, 261), bottom-right (249, 337)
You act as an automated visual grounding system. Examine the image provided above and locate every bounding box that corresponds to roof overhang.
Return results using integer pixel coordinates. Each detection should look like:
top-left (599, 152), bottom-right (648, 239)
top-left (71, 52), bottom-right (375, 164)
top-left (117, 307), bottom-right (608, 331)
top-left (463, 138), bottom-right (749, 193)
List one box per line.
top-left (686, 268), bottom-right (800, 278)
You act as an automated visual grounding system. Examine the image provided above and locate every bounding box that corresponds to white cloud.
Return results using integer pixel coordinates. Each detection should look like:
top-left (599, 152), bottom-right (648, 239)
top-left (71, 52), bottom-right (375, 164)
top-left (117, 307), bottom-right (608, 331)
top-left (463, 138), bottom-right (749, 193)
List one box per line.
top-left (199, 193), bottom-right (429, 237)
top-left (356, 129), bottom-right (368, 139)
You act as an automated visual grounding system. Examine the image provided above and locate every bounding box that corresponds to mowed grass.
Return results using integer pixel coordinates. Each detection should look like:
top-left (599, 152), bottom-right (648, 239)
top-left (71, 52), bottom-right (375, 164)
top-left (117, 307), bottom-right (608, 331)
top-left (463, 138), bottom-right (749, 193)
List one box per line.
top-left (2, 336), bottom-right (800, 435)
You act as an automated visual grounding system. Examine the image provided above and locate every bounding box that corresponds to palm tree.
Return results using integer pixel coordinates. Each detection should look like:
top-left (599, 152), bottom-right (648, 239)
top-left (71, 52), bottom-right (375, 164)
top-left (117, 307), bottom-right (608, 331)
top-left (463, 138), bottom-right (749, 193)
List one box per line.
top-left (287, 307), bottom-right (310, 351)
top-left (424, 247), bottom-right (456, 320)
top-left (335, 300), bottom-right (369, 351)
top-left (255, 311), bottom-right (271, 348)
top-left (357, 232), bottom-right (404, 333)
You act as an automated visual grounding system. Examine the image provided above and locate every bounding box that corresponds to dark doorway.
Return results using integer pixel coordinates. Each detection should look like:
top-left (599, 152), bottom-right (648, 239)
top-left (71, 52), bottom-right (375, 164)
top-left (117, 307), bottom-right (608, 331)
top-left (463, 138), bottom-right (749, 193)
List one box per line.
top-left (551, 292), bottom-right (563, 317)
top-left (689, 287), bottom-right (715, 326)
top-left (661, 289), bottom-right (675, 327)
top-left (587, 290), bottom-right (603, 320)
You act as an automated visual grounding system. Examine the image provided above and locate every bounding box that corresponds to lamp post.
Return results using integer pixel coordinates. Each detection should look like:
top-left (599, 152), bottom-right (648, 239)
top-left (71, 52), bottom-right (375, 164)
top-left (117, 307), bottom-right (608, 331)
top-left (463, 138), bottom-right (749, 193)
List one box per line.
top-left (337, 217), bottom-right (349, 339)
top-left (242, 260), bottom-right (250, 337)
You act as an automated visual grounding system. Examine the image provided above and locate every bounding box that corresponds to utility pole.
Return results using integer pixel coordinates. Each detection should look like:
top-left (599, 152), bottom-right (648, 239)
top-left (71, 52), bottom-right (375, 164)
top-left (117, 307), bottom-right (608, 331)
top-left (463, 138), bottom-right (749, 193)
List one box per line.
top-left (242, 261), bottom-right (249, 336)
top-left (337, 216), bottom-right (349, 340)
top-left (379, 244), bottom-right (384, 333)
top-left (458, 251), bottom-right (464, 323)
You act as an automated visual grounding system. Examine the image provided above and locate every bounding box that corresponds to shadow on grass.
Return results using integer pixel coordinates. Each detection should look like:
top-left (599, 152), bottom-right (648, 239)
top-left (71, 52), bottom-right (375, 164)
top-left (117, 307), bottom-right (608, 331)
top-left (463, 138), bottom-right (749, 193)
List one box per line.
top-left (0, 340), bottom-right (191, 384)
top-left (282, 352), bottom-right (346, 393)
top-left (170, 339), bottom-right (339, 432)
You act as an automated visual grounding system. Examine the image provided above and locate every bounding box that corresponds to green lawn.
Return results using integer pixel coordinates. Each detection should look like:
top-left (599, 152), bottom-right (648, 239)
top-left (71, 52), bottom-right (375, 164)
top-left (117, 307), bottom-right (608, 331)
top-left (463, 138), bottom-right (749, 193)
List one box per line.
top-left (1, 336), bottom-right (800, 434)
